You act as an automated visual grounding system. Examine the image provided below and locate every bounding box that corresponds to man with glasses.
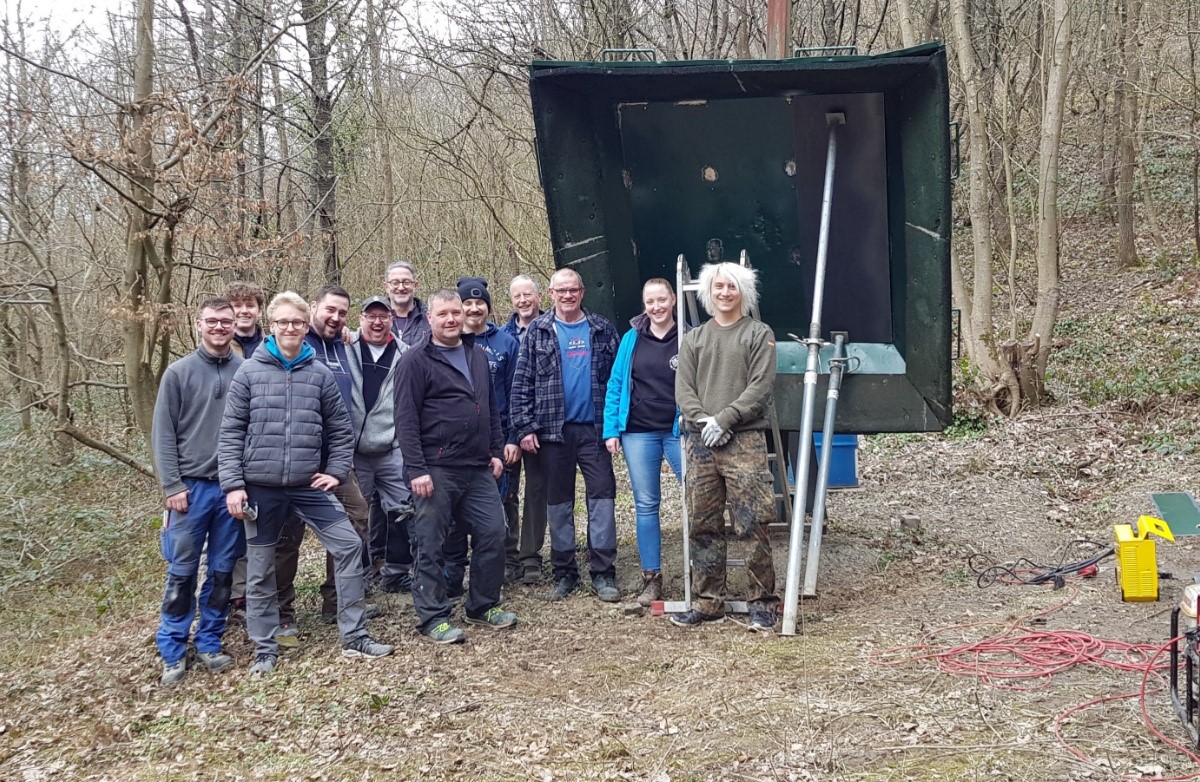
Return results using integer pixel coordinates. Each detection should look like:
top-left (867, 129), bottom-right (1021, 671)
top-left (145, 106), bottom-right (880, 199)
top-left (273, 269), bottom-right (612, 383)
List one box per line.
top-left (510, 269), bottom-right (621, 603)
top-left (220, 292), bottom-right (393, 674)
top-left (503, 275), bottom-right (549, 585)
top-left (152, 297), bottom-right (245, 685)
top-left (385, 260), bottom-right (430, 347)
top-left (348, 296), bottom-right (416, 593)
top-left (269, 286), bottom-right (378, 638)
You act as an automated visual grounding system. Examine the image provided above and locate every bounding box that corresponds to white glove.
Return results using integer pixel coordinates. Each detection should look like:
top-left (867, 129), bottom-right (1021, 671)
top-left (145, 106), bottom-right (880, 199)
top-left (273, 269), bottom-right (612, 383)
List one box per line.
top-left (700, 417), bottom-right (727, 448)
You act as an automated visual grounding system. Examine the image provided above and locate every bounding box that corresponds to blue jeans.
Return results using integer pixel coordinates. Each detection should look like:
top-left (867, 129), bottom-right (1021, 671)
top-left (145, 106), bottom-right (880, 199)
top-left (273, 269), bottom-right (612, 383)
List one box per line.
top-left (620, 431), bottom-right (682, 572)
top-left (155, 479), bottom-right (246, 664)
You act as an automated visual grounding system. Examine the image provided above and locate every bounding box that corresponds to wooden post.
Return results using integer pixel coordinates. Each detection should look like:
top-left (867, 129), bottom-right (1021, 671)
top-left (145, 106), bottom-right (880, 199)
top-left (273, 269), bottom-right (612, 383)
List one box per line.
top-left (767, 0), bottom-right (790, 59)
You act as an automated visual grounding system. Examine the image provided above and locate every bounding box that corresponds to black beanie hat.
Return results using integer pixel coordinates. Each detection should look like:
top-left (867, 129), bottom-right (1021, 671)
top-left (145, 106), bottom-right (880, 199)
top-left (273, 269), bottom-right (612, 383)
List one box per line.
top-left (456, 276), bottom-right (492, 310)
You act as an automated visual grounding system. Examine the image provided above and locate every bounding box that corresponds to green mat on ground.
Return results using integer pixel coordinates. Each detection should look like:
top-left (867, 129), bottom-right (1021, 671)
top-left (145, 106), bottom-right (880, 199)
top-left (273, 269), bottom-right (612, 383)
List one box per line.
top-left (1151, 492), bottom-right (1200, 536)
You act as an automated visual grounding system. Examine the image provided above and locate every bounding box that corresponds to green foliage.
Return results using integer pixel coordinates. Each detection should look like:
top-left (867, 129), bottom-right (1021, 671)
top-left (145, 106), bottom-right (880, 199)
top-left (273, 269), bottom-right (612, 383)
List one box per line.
top-left (1051, 295), bottom-right (1200, 404)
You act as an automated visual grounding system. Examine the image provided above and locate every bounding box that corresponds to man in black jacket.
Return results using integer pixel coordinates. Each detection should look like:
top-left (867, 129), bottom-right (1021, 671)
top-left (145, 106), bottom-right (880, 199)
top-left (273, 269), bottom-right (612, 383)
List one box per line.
top-left (395, 289), bottom-right (517, 644)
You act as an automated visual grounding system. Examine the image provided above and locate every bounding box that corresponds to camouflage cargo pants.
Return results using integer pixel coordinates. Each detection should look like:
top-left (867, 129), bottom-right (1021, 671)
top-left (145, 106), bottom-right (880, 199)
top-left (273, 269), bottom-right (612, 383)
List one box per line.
top-left (685, 429), bottom-right (778, 616)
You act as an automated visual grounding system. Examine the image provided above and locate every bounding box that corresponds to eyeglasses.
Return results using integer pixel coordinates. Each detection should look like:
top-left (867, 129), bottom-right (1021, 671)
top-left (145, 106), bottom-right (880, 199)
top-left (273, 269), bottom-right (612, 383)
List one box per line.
top-left (386, 280), bottom-right (416, 289)
top-left (551, 287), bottom-right (583, 296)
top-left (202, 318), bottom-right (235, 328)
top-left (361, 313), bottom-right (391, 322)
top-left (271, 319), bottom-right (308, 331)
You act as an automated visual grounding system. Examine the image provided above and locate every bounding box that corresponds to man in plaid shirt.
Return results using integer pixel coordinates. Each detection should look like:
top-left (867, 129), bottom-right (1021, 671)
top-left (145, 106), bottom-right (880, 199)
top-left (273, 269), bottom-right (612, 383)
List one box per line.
top-left (510, 268), bottom-right (621, 603)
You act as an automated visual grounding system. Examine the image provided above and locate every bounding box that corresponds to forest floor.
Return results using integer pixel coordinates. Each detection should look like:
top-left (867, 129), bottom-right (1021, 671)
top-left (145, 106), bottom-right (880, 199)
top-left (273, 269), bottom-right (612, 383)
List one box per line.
top-left (3, 248), bottom-right (1200, 781)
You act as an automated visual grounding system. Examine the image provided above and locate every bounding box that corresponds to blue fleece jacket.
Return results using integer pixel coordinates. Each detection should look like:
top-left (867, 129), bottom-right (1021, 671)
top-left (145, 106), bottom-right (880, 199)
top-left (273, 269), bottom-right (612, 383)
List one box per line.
top-left (472, 322), bottom-right (520, 444)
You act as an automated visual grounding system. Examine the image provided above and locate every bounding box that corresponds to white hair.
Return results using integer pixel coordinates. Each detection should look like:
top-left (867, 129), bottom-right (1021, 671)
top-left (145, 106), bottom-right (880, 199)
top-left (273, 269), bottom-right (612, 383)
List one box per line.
top-left (509, 274), bottom-right (542, 294)
top-left (696, 262), bottom-right (758, 317)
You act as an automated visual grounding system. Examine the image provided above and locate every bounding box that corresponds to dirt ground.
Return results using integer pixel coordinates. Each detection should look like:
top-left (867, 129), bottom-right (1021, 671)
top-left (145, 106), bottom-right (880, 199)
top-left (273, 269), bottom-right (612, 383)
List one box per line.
top-left (4, 257), bottom-right (1200, 780)
top-left (2, 398), bottom-right (1200, 782)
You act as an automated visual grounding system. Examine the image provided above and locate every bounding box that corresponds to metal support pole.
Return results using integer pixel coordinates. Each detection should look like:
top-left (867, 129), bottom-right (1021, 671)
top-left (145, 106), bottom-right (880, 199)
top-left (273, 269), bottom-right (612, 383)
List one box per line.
top-left (676, 254), bottom-right (693, 611)
top-left (781, 113), bottom-right (842, 637)
top-left (803, 333), bottom-right (847, 597)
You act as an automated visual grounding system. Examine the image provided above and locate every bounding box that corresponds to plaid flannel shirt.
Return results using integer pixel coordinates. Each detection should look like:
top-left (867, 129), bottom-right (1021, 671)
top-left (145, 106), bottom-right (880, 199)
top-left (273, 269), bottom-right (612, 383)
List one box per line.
top-left (510, 309), bottom-right (619, 444)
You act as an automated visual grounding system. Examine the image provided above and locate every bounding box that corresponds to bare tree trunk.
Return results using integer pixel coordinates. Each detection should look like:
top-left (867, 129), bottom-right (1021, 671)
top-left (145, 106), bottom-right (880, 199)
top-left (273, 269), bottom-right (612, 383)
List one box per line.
top-left (123, 0), bottom-right (160, 453)
top-left (367, 0), bottom-right (396, 260)
top-left (949, 0), bottom-right (1019, 413)
top-left (895, 0), bottom-right (918, 48)
top-left (1029, 0), bottom-right (1072, 394)
top-left (1115, 0), bottom-right (1142, 268)
top-left (302, 0), bottom-right (340, 282)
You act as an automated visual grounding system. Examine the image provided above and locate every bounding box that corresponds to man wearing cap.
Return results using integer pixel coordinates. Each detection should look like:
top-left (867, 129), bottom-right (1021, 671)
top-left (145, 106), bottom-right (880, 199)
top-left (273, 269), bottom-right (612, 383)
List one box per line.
top-left (349, 296), bottom-right (416, 594)
top-left (442, 277), bottom-right (522, 591)
top-left (385, 260), bottom-right (431, 347)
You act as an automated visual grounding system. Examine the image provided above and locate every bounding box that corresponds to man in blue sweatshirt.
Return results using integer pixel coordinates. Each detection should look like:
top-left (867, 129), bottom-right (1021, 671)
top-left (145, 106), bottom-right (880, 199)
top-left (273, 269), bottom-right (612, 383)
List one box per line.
top-left (152, 297), bottom-right (245, 686)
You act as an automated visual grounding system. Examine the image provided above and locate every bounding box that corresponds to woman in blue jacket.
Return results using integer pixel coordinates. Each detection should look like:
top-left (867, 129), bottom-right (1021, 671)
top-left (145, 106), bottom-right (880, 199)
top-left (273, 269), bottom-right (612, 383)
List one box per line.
top-left (603, 278), bottom-right (683, 606)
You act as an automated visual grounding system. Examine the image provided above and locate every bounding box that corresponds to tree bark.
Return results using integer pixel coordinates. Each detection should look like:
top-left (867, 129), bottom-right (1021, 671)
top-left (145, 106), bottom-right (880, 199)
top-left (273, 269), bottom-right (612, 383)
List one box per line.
top-left (1029, 0), bottom-right (1073, 394)
top-left (1115, 0), bottom-right (1142, 268)
top-left (302, 0), bottom-right (340, 283)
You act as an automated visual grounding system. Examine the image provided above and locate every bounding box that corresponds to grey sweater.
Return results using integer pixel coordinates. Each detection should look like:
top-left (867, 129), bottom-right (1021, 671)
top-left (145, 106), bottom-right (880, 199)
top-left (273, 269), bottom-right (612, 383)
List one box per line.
top-left (675, 316), bottom-right (776, 432)
top-left (152, 346), bottom-right (243, 497)
top-left (348, 332), bottom-right (408, 454)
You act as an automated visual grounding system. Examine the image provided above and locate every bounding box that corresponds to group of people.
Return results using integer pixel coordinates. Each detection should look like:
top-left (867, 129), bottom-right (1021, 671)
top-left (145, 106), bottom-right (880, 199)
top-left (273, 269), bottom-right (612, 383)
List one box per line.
top-left (151, 259), bottom-right (782, 685)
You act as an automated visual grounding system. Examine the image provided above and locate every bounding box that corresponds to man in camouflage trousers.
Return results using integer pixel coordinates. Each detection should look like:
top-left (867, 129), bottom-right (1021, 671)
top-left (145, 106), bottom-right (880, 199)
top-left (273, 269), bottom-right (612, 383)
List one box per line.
top-left (672, 261), bottom-right (779, 632)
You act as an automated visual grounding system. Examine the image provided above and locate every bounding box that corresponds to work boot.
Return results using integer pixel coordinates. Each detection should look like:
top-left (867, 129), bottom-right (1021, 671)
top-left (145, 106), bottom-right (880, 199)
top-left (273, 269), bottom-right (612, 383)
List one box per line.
top-left (380, 572), bottom-right (412, 593)
top-left (592, 574), bottom-right (620, 603)
top-left (636, 571), bottom-right (663, 607)
top-left (160, 658), bottom-right (188, 686)
top-left (545, 574), bottom-right (579, 601)
top-left (195, 651), bottom-right (234, 673)
top-left (445, 566), bottom-right (466, 599)
top-left (522, 565), bottom-right (542, 586)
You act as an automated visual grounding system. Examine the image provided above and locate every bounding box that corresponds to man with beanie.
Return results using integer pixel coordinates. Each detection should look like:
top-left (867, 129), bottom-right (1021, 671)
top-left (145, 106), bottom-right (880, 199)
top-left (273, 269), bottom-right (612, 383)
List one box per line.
top-left (152, 297), bottom-right (245, 685)
top-left (443, 277), bottom-right (522, 592)
top-left (349, 296), bottom-right (416, 593)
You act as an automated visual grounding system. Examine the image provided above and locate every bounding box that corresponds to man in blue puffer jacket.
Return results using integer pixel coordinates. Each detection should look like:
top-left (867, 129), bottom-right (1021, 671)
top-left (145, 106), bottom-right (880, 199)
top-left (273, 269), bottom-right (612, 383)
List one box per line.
top-left (219, 291), bottom-right (394, 675)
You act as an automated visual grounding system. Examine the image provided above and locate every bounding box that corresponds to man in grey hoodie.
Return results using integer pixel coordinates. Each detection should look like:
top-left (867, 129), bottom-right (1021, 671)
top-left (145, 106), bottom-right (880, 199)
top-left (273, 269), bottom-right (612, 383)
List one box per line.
top-left (349, 296), bottom-right (416, 592)
top-left (152, 297), bottom-right (245, 686)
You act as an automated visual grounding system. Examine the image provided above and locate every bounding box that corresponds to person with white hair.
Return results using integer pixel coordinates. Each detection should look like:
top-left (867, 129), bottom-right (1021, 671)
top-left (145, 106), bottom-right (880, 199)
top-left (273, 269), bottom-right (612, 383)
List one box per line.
top-left (671, 262), bottom-right (779, 632)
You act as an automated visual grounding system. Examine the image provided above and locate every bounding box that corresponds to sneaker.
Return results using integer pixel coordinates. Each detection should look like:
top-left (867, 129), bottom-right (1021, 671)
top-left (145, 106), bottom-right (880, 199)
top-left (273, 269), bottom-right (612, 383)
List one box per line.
top-left (341, 635), bottom-right (395, 659)
top-left (248, 654), bottom-right (277, 675)
top-left (545, 575), bottom-right (579, 601)
top-left (160, 658), bottom-right (188, 686)
top-left (195, 651), bottom-right (234, 673)
top-left (422, 621), bottom-right (466, 645)
top-left (275, 623), bottom-right (300, 648)
top-left (669, 609), bottom-right (725, 627)
top-left (748, 607), bottom-right (776, 633)
top-left (522, 566), bottom-right (542, 586)
top-left (636, 571), bottom-right (663, 607)
top-left (322, 602), bottom-right (384, 624)
top-left (465, 606), bottom-right (518, 629)
top-left (380, 573), bottom-right (412, 593)
top-left (592, 574), bottom-right (620, 603)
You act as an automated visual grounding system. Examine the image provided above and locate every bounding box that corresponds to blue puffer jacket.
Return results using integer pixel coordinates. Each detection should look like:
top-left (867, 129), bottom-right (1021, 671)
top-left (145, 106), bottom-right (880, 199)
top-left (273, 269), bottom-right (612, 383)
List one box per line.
top-left (218, 338), bottom-right (354, 491)
top-left (602, 314), bottom-right (683, 440)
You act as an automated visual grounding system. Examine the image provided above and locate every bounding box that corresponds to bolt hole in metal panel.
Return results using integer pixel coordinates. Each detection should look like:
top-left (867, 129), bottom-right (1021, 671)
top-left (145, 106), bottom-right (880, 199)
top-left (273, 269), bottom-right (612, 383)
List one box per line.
top-left (529, 44), bottom-right (952, 433)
